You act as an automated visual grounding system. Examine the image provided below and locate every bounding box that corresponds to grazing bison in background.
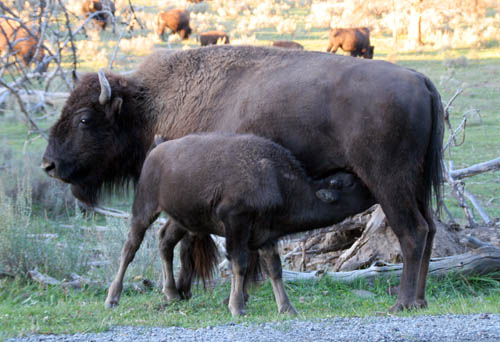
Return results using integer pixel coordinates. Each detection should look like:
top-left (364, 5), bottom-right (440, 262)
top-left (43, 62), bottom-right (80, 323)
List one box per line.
top-left (0, 18), bottom-right (48, 71)
top-left (105, 132), bottom-right (375, 315)
top-left (156, 9), bottom-right (192, 40)
top-left (81, 0), bottom-right (115, 31)
top-left (42, 46), bottom-right (444, 313)
top-left (327, 27), bottom-right (374, 59)
top-left (272, 40), bottom-right (304, 50)
top-left (199, 31), bottom-right (229, 46)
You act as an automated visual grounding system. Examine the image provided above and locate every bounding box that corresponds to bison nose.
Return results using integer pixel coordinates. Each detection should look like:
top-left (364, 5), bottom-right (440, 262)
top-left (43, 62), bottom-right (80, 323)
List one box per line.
top-left (41, 160), bottom-right (55, 175)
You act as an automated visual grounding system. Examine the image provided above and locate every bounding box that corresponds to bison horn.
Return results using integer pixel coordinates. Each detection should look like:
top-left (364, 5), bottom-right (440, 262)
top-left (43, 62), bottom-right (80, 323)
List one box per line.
top-left (98, 69), bottom-right (112, 105)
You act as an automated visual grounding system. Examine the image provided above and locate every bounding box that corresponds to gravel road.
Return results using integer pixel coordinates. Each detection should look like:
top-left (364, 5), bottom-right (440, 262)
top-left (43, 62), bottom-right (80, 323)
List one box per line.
top-left (7, 314), bottom-right (500, 342)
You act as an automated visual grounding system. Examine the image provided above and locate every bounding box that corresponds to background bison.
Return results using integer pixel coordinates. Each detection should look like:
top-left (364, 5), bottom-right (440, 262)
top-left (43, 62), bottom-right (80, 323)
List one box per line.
top-left (81, 0), bottom-right (116, 31)
top-left (327, 27), bottom-right (374, 59)
top-left (200, 31), bottom-right (229, 46)
top-left (156, 9), bottom-right (192, 40)
top-left (0, 18), bottom-right (47, 71)
top-left (42, 46), bottom-right (443, 313)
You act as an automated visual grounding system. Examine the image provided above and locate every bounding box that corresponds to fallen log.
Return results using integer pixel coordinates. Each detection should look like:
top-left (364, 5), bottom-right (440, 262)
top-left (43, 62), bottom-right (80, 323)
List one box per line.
top-left (282, 245), bottom-right (500, 283)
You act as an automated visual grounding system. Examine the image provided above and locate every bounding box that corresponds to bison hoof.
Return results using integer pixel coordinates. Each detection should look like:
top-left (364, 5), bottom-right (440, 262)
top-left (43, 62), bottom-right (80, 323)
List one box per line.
top-left (230, 308), bottom-right (247, 317)
top-left (279, 305), bottom-right (298, 315)
top-left (388, 300), bottom-right (419, 313)
top-left (416, 298), bottom-right (428, 309)
top-left (105, 301), bottom-right (118, 309)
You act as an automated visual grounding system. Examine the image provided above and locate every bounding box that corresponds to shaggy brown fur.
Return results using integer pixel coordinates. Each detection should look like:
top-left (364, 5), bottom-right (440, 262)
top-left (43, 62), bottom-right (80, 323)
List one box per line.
top-left (200, 31), bottom-right (229, 46)
top-left (156, 9), bottom-right (192, 40)
top-left (326, 27), bottom-right (374, 59)
top-left (105, 133), bottom-right (375, 315)
top-left (0, 19), bottom-right (46, 69)
top-left (43, 45), bottom-right (444, 313)
top-left (81, 0), bottom-right (115, 31)
top-left (272, 40), bottom-right (304, 50)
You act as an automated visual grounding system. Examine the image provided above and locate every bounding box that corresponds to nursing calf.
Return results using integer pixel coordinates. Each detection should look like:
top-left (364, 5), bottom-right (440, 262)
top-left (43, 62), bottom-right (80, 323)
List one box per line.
top-left (105, 133), bottom-right (375, 316)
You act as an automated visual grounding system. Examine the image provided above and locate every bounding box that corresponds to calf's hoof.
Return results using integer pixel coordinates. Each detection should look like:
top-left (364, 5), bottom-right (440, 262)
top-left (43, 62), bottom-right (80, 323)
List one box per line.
top-left (230, 307), bottom-right (247, 317)
top-left (279, 304), bottom-right (298, 316)
top-left (104, 300), bottom-right (119, 309)
top-left (163, 288), bottom-right (182, 302)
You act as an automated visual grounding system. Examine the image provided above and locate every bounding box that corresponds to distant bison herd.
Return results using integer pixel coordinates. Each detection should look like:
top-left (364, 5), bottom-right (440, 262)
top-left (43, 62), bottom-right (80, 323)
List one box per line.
top-left (1, 2), bottom-right (378, 74)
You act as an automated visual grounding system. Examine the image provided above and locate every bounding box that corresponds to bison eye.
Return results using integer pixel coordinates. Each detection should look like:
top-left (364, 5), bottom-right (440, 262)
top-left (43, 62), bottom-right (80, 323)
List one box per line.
top-left (80, 118), bottom-right (89, 125)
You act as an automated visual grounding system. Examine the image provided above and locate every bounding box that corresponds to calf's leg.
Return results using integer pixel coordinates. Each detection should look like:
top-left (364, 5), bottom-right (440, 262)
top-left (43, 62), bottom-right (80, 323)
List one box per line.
top-left (258, 242), bottom-right (297, 315)
top-left (223, 214), bottom-right (251, 316)
top-left (105, 214), bottom-right (158, 308)
top-left (158, 221), bottom-right (186, 302)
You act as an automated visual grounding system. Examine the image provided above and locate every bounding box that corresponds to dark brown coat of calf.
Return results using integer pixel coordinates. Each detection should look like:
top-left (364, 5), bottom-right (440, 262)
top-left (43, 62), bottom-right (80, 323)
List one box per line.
top-left (272, 40), bottom-right (304, 50)
top-left (327, 27), bottom-right (374, 59)
top-left (200, 31), bottom-right (229, 46)
top-left (156, 9), bottom-right (192, 40)
top-left (81, 0), bottom-right (115, 31)
top-left (105, 133), bottom-right (375, 316)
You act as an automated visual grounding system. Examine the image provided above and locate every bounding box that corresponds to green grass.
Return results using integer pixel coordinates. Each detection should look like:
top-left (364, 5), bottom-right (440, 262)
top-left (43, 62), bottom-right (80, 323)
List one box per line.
top-left (0, 274), bottom-right (498, 340)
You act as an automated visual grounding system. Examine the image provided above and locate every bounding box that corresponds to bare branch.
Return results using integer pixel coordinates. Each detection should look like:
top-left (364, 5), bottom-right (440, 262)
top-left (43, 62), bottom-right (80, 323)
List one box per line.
top-left (0, 79), bottom-right (48, 140)
top-left (450, 157), bottom-right (500, 180)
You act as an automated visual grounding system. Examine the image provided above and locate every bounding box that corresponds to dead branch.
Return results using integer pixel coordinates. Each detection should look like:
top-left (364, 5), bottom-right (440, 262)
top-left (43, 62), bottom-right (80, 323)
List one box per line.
top-left (444, 161), bottom-right (477, 227)
top-left (127, 0), bottom-right (145, 30)
top-left (109, 13), bottom-right (133, 70)
top-left (282, 246), bottom-right (500, 283)
top-left (0, 79), bottom-right (48, 139)
top-left (450, 157), bottom-right (500, 180)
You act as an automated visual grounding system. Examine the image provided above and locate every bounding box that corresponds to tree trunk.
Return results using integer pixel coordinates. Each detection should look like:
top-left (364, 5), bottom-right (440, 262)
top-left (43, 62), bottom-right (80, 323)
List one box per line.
top-left (408, 0), bottom-right (424, 46)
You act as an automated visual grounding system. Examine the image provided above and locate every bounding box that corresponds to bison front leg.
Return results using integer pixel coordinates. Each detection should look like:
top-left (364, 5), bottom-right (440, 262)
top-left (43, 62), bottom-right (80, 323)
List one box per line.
top-left (105, 214), bottom-right (156, 308)
top-left (158, 221), bottom-right (186, 302)
top-left (258, 242), bottom-right (297, 315)
top-left (222, 213), bottom-right (251, 317)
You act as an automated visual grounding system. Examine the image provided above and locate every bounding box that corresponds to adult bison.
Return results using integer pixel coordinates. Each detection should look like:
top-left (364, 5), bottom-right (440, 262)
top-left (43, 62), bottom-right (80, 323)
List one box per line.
top-left (81, 0), bottom-right (115, 31)
top-left (156, 9), bottom-right (192, 40)
top-left (0, 18), bottom-right (47, 71)
top-left (42, 46), bottom-right (443, 312)
top-left (199, 31), bottom-right (229, 46)
top-left (327, 27), bottom-right (374, 59)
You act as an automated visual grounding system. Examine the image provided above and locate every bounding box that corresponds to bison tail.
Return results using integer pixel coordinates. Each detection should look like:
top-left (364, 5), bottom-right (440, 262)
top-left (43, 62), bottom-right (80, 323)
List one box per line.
top-left (191, 234), bottom-right (220, 287)
top-left (423, 76), bottom-right (444, 211)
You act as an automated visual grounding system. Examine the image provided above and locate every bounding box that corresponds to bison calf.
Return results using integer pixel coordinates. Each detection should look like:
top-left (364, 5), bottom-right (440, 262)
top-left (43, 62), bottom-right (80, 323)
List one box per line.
top-left (326, 27), bottom-right (374, 59)
top-left (156, 9), bottom-right (192, 40)
top-left (200, 31), bottom-right (229, 46)
top-left (105, 133), bottom-right (375, 316)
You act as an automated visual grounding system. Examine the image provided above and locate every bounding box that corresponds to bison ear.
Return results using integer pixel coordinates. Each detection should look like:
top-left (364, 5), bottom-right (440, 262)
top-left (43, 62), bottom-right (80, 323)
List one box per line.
top-left (106, 97), bottom-right (122, 122)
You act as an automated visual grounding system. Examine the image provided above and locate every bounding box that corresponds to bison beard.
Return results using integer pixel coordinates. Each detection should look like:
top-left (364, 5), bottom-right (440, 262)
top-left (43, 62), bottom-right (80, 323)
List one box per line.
top-left (42, 46), bottom-right (444, 313)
